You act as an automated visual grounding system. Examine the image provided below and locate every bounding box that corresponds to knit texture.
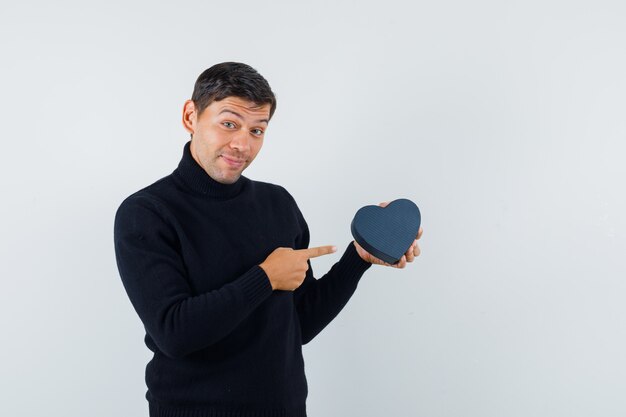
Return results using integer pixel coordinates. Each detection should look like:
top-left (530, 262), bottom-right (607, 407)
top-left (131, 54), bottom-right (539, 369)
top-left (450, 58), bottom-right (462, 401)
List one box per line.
top-left (113, 140), bottom-right (372, 417)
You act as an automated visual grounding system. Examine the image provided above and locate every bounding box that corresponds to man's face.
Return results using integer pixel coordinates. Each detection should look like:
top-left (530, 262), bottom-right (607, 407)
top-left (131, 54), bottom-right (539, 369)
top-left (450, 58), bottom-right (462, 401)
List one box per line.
top-left (183, 96), bottom-right (271, 184)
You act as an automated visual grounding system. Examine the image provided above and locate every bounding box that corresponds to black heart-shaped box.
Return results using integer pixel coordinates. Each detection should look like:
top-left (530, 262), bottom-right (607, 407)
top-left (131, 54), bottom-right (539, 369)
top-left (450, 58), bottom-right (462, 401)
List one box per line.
top-left (350, 198), bottom-right (421, 264)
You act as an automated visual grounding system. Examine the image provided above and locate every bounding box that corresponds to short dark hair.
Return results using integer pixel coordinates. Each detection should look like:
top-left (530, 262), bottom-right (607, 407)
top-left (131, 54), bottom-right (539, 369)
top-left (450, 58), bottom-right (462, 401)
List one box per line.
top-left (191, 62), bottom-right (277, 122)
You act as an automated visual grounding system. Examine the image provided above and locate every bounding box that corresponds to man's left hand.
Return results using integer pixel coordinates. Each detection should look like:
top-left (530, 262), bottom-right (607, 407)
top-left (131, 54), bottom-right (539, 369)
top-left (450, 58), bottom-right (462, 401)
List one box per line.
top-left (353, 201), bottom-right (423, 268)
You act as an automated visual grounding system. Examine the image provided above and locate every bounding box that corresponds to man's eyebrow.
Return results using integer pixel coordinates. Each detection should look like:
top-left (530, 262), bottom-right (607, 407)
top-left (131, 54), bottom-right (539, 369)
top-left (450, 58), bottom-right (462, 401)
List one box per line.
top-left (218, 109), bottom-right (269, 124)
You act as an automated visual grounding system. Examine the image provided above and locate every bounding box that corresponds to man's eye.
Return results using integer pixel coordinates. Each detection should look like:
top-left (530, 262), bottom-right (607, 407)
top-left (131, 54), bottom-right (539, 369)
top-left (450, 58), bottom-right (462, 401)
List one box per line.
top-left (252, 129), bottom-right (264, 135)
top-left (222, 122), bottom-right (236, 128)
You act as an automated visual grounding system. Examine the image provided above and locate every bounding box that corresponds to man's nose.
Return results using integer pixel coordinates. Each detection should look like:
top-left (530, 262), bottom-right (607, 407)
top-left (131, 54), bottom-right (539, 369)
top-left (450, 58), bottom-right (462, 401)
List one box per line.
top-left (229, 130), bottom-right (251, 153)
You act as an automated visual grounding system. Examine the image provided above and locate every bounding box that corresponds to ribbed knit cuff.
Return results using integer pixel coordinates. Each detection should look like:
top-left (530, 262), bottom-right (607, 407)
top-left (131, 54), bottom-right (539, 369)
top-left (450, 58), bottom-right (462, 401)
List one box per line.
top-left (335, 240), bottom-right (373, 278)
top-left (238, 265), bottom-right (274, 308)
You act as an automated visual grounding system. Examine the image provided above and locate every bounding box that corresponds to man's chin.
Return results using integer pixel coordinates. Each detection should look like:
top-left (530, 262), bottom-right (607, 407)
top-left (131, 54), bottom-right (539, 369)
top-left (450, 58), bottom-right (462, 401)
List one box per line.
top-left (220, 170), bottom-right (244, 184)
top-left (207, 169), bottom-right (241, 185)
top-left (222, 176), bottom-right (240, 184)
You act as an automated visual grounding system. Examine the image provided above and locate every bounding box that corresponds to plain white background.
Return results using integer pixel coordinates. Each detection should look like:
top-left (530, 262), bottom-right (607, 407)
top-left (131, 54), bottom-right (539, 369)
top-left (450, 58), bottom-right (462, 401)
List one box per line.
top-left (1, 1), bottom-right (625, 416)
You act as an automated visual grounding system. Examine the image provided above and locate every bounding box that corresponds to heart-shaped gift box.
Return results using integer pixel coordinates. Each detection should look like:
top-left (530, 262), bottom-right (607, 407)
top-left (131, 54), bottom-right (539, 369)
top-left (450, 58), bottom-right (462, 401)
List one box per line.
top-left (350, 198), bottom-right (421, 264)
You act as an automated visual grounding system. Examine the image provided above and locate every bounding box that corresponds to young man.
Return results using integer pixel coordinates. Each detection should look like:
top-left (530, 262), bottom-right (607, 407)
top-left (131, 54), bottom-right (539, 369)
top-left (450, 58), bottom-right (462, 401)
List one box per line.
top-left (113, 62), bottom-right (422, 417)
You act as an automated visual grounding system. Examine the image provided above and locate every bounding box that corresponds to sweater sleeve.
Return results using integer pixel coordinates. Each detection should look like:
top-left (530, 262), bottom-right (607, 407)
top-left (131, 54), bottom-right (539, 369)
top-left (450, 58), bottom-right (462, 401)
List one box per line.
top-left (290, 200), bottom-right (372, 345)
top-left (113, 195), bottom-right (273, 359)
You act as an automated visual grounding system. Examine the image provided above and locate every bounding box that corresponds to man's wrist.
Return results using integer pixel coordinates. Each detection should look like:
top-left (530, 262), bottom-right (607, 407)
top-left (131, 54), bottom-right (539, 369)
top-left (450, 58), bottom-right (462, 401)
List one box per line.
top-left (352, 240), bottom-right (372, 264)
top-left (258, 263), bottom-right (275, 290)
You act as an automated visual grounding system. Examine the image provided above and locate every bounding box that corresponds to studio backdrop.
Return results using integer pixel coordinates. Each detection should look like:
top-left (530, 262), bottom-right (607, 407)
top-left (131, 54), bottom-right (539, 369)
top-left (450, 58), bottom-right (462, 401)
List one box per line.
top-left (1, 1), bottom-right (625, 416)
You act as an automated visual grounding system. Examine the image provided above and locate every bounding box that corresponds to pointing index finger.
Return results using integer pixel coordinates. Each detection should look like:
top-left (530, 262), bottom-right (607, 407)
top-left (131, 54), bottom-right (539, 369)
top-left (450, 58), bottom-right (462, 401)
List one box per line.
top-left (298, 245), bottom-right (338, 259)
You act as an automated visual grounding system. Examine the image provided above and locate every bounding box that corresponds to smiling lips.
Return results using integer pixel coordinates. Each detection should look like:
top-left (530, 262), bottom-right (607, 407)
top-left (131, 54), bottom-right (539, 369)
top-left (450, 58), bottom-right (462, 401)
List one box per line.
top-left (221, 155), bottom-right (245, 167)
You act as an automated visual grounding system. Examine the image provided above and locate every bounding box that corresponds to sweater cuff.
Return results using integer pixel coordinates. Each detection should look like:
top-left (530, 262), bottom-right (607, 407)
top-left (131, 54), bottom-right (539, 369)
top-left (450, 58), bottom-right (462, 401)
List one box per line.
top-left (336, 240), bottom-right (373, 277)
top-left (238, 265), bottom-right (274, 308)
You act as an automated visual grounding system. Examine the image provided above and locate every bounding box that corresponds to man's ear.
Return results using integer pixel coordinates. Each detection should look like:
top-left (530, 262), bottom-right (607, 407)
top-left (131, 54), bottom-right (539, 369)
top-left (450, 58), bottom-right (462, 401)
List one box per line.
top-left (182, 100), bottom-right (196, 136)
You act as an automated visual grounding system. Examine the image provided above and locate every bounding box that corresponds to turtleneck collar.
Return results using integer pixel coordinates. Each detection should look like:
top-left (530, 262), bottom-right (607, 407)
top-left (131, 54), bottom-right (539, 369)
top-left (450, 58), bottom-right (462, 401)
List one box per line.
top-left (172, 140), bottom-right (248, 198)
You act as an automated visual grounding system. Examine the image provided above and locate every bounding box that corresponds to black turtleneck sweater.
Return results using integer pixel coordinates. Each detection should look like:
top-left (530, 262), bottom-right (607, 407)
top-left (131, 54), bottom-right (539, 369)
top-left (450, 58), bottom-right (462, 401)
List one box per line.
top-left (113, 140), bottom-right (372, 417)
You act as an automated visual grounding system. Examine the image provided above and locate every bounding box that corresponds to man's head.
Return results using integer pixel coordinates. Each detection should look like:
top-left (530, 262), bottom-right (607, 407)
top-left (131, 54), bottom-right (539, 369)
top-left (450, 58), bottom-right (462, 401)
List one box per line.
top-left (182, 62), bottom-right (276, 184)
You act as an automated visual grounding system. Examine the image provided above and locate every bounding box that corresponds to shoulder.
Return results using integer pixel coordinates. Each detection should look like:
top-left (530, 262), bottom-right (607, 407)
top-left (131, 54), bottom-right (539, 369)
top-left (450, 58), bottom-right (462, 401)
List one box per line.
top-left (247, 178), bottom-right (297, 205)
top-left (248, 178), bottom-right (308, 230)
top-left (116, 171), bottom-right (179, 208)
top-left (246, 178), bottom-right (306, 227)
top-left (114, 175), bottom-right (177, 231)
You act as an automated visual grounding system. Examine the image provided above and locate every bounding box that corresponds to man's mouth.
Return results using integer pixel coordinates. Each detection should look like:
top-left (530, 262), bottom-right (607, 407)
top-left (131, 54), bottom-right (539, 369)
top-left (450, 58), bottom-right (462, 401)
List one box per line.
top-left (221, 155), bottom-right (245, 167)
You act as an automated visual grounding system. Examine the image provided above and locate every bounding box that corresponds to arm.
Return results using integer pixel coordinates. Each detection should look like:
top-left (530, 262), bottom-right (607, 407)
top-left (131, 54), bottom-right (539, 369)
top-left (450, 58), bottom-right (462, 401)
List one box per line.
top-left (291, 203), bottom-right (372, 345)
top-left (113, 195), bottom-right (273, 359)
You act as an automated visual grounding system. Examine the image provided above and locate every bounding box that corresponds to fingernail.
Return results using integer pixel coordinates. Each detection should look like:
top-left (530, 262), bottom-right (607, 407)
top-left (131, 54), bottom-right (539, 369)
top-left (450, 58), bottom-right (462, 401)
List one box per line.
top-left (332, 246), bottom-right (337, 252)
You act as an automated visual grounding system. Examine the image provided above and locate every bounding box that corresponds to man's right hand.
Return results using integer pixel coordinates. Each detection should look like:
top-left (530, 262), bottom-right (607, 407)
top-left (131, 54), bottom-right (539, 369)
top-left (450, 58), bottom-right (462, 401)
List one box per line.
top-left (259, 245), bottom-right (337, 291)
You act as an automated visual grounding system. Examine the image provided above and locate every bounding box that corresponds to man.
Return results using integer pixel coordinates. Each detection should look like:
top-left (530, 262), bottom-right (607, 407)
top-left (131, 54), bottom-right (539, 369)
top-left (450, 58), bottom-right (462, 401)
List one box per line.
top-left (113, 62), bottom-right (423, 417)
